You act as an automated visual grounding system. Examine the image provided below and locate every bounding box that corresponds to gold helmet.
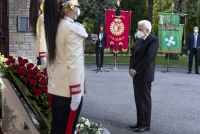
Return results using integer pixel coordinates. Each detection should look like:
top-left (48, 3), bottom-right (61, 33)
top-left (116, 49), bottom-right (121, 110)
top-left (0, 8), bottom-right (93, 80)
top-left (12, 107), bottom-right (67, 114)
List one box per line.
top-left (59, 0), bottom-right (80, 16)
top-left (39, 0), bottom-right (45, 12)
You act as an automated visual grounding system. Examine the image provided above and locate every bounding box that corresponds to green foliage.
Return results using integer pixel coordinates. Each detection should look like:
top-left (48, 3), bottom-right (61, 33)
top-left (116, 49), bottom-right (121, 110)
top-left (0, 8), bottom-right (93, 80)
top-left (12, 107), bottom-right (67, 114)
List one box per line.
top-left (120, 0), bottom-right (148, 37)
top-left (85, 44), bottom-right (96, 55)
top-left (129, 44), bottom-right (135, 54)
top-left (152, 0), bottom-right (173, 36)
top-left (182, 0), bottom-right (199, 46)
top-left (7, 69), bottom-right (51, 134)
top-left (85, 55), bottom-right (191, 68)
top-left (78, 0), bottom-right (116, 32)
top-left (197, 0), bottom-right (200, 27)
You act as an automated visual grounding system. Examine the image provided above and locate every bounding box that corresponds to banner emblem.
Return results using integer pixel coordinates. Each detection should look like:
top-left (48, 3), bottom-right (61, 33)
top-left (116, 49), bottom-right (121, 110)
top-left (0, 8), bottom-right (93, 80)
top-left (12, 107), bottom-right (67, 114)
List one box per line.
top-left (110, 18), bottom-right (125, 36)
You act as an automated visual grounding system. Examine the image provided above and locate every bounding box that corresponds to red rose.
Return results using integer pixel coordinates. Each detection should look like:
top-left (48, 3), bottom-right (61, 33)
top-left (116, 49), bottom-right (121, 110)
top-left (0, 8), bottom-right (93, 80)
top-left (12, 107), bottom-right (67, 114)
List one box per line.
top-left (18, 67), bottom-right (27, 76)
top-left (46, 93), bottom-right (52, 101)
top-left (31, 88), bottom-right (37, 94)
top-left (27, 63), bottom-right (34, 69)
top-left (37, 74), bottom-right (45, 80)
top-left (19, 60), bottom-right (25, 67)
top-left (40, 78), bottom-right (47, 85)
top-left (18, 56), bottom-right (24, 62)
top-left (33, 66), bottom-right (40, 75)
top-left (12, 64), bottom-right (18, 70)
top-left (30, 79), bottom-right (37, 86)
top-left (35, 89), bottom-right (42, 96)
top-left (11, 59), bottom-right (15, 64)
top-left (5, 60), bottom-right (11, 65)
top-left (24, 59), bottom-right (28, 63)
top-left (43, 68), bottom-right (47, 77)
top-left (30, 74), bottom-right (35, 79)
top-left (8, 56), bottom-right (14, 60)
top-left (29, 69), bottom-right (34, 74)
top-left (48, 102), bottom-right (52, 108)
top-left (25, 76), bottom-right (31, 83)
top-left (41, 86), bottom-right (48, 93)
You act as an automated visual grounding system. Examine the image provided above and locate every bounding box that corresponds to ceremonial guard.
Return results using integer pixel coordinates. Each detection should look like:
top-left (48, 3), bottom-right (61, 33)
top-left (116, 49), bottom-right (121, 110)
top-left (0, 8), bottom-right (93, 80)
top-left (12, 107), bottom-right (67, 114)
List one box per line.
top-left (29, 0), bottom-right (47, 67)
top-left (44, 0), bottom-right (88, 133)
top-left (35, 0), bottom-right (47, 67)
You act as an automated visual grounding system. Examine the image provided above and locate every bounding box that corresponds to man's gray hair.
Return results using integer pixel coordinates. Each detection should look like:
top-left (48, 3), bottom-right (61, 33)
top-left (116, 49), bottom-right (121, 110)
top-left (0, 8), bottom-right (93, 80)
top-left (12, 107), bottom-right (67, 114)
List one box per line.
top-left (138, 20), bottom-right (152, 33)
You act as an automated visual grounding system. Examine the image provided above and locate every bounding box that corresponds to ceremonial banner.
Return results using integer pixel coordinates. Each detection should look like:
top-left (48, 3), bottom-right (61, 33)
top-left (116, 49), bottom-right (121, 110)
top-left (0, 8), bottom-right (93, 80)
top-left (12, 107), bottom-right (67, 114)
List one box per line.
top-left (105, 9), bottom-right (131, 53)
top-left (158, 12), bottom-right (185, 54)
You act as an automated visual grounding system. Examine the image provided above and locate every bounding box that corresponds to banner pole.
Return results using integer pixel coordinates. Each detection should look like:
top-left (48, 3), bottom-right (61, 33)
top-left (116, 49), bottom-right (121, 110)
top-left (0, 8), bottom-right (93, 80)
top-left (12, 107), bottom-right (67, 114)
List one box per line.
top-left (184, 15), bottom-right (187, 45)
top-left (167, 53), bottom-right (169, 72)
top-left (112, 53), bottom-right (118, 70)
top-left (129, 11), bottom-right (132, 56)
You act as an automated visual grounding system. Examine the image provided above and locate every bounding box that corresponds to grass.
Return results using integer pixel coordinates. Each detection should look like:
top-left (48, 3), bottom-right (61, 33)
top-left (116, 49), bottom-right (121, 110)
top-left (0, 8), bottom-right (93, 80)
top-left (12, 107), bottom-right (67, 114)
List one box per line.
top-left (85, 55), bottom-right (193, 68)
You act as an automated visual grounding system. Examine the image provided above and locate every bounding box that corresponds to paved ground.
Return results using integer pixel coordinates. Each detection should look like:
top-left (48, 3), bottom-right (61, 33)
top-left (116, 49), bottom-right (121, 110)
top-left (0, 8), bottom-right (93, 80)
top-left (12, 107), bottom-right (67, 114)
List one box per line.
top-left (80, 64), bottom-right (200, 134)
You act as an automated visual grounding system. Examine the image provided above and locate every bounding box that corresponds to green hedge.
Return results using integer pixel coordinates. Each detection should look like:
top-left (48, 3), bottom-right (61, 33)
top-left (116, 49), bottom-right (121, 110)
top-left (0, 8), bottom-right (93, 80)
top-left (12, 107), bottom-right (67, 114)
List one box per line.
top-left (84, 43), bottom-right (136, 55)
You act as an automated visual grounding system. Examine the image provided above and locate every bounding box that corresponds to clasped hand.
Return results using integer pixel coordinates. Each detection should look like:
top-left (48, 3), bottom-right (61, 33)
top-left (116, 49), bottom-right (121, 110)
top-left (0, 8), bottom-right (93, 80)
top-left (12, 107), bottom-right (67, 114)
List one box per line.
top-left (129, 69), bottom-right (136, 77)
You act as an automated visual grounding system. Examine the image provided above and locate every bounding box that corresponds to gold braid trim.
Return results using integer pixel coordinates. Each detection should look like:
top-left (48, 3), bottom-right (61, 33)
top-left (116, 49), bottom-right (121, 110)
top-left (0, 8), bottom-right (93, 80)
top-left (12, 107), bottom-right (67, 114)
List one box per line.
top-left (157, 50), bottom-right (181, 54)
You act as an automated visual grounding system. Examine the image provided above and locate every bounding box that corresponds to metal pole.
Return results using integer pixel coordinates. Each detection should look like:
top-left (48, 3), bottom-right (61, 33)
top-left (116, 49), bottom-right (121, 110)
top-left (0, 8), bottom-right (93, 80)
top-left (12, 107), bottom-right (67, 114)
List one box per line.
top-left (167, 53), bottom-right (169, 72)
top-left (112, 53), bottom-right (118, 70)
top-left (128, 36), bottom-right (131, 56)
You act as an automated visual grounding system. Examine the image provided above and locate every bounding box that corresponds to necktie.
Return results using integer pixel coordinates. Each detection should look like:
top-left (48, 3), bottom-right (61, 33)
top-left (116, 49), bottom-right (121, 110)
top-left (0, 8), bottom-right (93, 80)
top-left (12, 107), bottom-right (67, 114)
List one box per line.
top-left (136, 39), bottom-right (144, 53)
top-left (99, 33), bottom-right (103, 47)
top-left (194, 34), bottom-right (197, 48)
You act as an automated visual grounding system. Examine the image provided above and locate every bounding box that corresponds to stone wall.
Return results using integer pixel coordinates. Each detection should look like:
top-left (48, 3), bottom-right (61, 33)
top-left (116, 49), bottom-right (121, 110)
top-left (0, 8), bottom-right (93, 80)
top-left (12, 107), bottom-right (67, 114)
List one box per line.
top-left (9, 0), bottom-right (36, 61)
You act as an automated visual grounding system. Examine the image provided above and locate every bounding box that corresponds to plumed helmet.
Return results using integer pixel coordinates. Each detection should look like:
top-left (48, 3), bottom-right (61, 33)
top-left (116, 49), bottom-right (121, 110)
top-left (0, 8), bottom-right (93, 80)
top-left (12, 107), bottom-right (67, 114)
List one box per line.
top-left (59, 0), bottom-right (80, 16)
top-left (70, 0), bottom-right (79, 6)
top-left (39, 0), bottom-right (45, 12)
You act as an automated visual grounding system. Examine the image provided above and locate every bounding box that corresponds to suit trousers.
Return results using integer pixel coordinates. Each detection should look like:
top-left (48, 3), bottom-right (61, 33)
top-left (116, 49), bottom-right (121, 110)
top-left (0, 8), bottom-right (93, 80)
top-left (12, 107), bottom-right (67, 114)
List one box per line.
top-left (50, 95), bottom-right (83, 134)
top-left (133, 78), bottom-right (152, 127)
top-left (188, 48), bottom-right (199, 72)
top-left (96, 47), bottom-right (104, 68)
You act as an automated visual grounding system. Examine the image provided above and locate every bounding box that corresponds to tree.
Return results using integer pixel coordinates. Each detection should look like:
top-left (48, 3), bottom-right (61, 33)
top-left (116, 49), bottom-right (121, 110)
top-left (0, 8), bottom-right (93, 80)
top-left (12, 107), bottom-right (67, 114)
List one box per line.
top-left (78, 0), bottom-right (116, 33)
top-left (174, 0), bottom-right (182, 13)
top-left (182, 0), bottom-right (198, 42)
top-left (147, 0), bottom-right (154, 22)
top-left (78, 0), bottom-right (148, 38)
top-left (152, 0), bottom-right (173, 36)
top-left (120, 0), bottom-right (147, 39)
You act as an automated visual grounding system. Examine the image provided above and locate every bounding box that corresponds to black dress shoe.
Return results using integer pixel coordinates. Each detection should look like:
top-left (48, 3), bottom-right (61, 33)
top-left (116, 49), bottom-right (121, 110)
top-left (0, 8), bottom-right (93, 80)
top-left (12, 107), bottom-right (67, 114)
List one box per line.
top-left (187, 71), bottom-right (191, 74)
top-left (133, 127), bottom-right (150, 132)
top-left (129, 124), bottom-right (140, 129)
top-left (195, 72), bottom-right (199, 74)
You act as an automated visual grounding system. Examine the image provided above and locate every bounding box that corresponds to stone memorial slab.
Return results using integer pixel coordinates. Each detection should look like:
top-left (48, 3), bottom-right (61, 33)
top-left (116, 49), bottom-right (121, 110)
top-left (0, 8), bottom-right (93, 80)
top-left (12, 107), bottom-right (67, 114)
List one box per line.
top-left (0, 77), bottom-right (40, 134)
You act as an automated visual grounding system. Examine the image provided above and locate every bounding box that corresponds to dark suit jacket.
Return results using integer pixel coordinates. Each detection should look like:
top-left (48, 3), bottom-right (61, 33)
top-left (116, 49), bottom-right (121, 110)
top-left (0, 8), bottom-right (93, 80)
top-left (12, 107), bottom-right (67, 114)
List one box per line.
top-left (0, 28), bottom-right (3, 35)
top-left (129, 34), bottom-right (159, 82)
top-left (96, 32), bottom-right (106, 48)
top-left (187, 33), bottom-right (200, 51)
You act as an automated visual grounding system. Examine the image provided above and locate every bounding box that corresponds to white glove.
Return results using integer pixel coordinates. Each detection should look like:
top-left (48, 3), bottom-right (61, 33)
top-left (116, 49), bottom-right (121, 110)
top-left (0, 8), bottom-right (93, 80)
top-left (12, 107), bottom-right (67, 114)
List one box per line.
top-left (40, 57), bottom-right (46, 68)
top-left (70, 93), bottom-right (81, 111)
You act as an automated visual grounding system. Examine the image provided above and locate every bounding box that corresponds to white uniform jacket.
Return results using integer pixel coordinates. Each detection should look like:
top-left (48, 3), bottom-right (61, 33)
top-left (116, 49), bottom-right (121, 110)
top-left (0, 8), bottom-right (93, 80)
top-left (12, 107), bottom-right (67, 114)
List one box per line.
top-left (47, 17), bottom-right (88, 97)
top-left (35, 14), bottom-right (47, 58)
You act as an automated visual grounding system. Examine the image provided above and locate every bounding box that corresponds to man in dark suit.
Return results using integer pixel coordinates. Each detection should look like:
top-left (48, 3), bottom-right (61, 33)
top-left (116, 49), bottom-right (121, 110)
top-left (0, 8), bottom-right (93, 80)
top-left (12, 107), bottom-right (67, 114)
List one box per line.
top-left (129, 20), bottom-right (159, 132)
top-left (187, 26), bottom-right (200, 74)
top-left (96, 24), bottom-right (106, 71)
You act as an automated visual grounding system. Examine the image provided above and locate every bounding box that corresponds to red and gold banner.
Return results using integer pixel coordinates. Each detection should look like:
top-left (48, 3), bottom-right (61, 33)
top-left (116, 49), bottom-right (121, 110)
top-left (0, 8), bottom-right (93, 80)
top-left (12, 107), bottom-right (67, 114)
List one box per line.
top-left (105, 9), bottom-right (131, 53)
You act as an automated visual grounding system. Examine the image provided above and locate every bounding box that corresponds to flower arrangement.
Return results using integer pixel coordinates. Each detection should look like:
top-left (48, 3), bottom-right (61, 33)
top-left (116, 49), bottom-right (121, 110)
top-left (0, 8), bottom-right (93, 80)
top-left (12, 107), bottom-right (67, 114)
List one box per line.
top-left (0, 54), bottom-right (52, 133)
top-left (76, 117), bottom-right (104, 134)
top-left (0, 54), bottom-right (105, 134)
